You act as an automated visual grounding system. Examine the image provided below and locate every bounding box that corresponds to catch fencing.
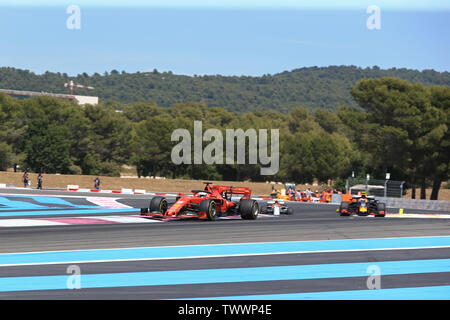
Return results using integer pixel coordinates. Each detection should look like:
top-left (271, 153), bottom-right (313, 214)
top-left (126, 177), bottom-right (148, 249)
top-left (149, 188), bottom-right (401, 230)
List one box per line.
top-left (345, 178), bottom-right (405, 198)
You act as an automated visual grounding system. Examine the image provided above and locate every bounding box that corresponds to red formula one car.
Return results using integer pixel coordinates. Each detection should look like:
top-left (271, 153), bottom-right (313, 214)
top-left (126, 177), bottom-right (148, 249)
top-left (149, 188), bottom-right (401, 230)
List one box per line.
top-left (140, 182), bottom-right (259, 221)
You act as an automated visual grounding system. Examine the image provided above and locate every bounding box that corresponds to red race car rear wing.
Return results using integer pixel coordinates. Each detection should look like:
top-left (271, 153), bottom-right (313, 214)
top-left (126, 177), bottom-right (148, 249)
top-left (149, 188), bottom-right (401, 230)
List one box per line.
top-left (210, 185), bottom-right (252, 198)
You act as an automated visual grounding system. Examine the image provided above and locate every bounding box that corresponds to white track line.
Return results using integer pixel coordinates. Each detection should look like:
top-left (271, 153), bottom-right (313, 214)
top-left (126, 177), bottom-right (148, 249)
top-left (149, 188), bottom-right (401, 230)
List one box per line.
top-left (0, 219), bottom-right (67, 227)
top-left (0, 215), bottom-right (162, 227)
top-left (91, 215), bottom-right (161, 223)
top-left (386, 213), bottom-right (450, 219)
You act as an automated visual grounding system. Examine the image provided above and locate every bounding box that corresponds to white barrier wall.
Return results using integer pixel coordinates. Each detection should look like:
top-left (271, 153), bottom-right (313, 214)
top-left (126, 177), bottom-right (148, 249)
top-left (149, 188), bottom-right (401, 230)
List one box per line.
top-left (73, 95), bottom-right (99, 105)
top-left (377, 197), bottom-right (450, 212)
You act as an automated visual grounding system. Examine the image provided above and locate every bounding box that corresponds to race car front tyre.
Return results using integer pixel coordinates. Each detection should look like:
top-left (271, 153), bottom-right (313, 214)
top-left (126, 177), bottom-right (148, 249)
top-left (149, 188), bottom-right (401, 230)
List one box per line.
top-left (240, 199), bottom-right (259, 220)
top-left (199, 199), bottom-right (217, 221)
top-left (149, 196), bottom-right (168, 214)
top-left (375, 203), bottom-right (386, 217)
top-left (286, 207), bottom-right (294, 215)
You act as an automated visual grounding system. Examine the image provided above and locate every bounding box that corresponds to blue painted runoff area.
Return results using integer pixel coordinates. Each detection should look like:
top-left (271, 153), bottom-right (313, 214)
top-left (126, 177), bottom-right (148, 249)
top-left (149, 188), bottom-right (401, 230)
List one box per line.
top-left (0, 195), bottom-right (98, 210)
top-left (190, 285), bottom-right (450, 300)
top-left (28, 196), bottom-right (95, 207)
top-left (0, 197), bottom-right (48, 210)
top-left (0, 208), bottom-right (134, 217)
top-left (0, 195), bottom-right (131, 217)
top-left (0, 259), bottom-right (449, 292)
top-left (0, 195), bottom-right (97, 210)
top-left (0, 236), bottom-right (449, 266)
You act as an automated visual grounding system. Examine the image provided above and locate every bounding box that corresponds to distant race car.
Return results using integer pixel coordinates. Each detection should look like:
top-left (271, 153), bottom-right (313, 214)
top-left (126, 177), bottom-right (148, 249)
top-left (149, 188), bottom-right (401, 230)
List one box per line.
top-left (140, 182), bottom-right (259, 221)
top-left (337, 193), bottom-right (386, 217)
top-left (264, 199), bottom-right (294, 215)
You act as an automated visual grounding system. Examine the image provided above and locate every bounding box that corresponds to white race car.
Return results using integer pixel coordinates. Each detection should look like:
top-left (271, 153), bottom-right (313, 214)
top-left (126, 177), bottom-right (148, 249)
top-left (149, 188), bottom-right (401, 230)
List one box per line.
top-left (264, 199), bottom-right (294, 215)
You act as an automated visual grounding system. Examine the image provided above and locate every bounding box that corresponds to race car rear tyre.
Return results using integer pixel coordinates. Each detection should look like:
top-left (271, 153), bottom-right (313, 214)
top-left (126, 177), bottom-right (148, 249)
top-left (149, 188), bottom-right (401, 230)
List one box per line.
top-left (240, 199), bottom-right (259, 220)
top-left (260, 205), bottom-right (267, 214)
top-left (199, 199), bottom-right (217, 221)
top-left (339, 202), bottom-right (350, 216)
top-left (149, 196), bottom-right (168, 214)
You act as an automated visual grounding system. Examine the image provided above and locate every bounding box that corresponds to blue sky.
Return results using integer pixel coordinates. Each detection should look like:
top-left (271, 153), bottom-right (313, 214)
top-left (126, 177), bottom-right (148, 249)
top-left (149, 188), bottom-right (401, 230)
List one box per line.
top-left (0, 1), bottom-right (449, 76)
top-left (2, 1), bottom-right (450, 10)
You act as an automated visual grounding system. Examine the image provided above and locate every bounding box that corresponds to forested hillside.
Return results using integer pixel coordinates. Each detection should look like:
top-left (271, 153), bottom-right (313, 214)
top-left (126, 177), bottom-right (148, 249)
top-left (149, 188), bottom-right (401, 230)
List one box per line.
top-left (1, 66), bottom-right (449, 112)
top-left (0, 77), bottom-right (448, 199)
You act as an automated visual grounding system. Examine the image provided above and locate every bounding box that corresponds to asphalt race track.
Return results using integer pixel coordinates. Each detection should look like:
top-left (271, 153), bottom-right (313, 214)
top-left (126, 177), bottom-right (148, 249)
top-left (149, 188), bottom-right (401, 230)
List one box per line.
top-left (0, 188), bottom-right (449, 300)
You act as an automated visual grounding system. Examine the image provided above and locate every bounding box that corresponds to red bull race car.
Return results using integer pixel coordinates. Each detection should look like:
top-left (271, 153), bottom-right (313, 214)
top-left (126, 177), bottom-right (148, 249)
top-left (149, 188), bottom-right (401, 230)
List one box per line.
top-left (140, 182), bottom-right (259, 221)
top-left (337, 193), bottom-right (386, 217)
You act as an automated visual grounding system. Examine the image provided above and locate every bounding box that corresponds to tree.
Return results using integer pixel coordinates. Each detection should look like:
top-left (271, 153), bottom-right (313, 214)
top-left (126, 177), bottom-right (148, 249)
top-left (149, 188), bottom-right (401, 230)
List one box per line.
top-left (23, 119), bottom-right (73, 174)
top-left (279, 130), bottom-right (352, 184)
top-left (83, 104), bottom-right (133, 164)
top-left (1, 66), bottom-right (448, 114)
top-left (287, 106), bottom-right (321, 134)
top-left (0, 142), bottom-right (13, 171)
top-left (427, 85), bottom-right (450, 199)
top-left (130, 116), bottom-right (175, 177)
top-left (0, 93), bottom-right (25, 150)
top-left (350, 77), bottom-right (449, 199)
top-left (123, 101), bottom-right (161, 122)
top-left (314, 109), bottom-right (343, 134)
